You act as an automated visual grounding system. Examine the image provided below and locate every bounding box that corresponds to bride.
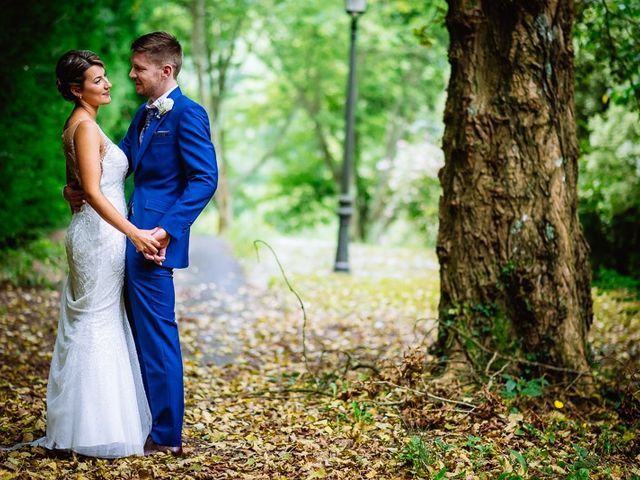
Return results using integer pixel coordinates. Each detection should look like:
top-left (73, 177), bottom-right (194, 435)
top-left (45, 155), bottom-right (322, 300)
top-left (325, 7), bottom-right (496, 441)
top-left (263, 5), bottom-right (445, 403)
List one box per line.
top-left (35, 50), bottom-right (157, 458)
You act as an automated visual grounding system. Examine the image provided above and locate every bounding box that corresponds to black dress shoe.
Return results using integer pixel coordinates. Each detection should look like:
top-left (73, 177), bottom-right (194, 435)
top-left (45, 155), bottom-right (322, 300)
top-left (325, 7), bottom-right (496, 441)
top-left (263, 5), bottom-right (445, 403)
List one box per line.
top-left (143, 436), bottom-right (183, 456)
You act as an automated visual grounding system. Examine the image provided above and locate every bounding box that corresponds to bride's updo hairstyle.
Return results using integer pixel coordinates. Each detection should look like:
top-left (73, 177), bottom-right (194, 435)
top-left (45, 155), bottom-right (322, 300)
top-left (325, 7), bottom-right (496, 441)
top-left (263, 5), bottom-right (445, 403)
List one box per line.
top-left (56, 50), bottom-right (104, 102)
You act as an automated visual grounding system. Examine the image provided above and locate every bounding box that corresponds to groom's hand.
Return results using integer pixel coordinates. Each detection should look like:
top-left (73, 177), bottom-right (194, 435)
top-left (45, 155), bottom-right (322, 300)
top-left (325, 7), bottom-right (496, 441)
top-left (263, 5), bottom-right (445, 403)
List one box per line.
top-left (143, 227), bottom-right (171, 265)
top-left (63, 184), bottom-right (86, 213)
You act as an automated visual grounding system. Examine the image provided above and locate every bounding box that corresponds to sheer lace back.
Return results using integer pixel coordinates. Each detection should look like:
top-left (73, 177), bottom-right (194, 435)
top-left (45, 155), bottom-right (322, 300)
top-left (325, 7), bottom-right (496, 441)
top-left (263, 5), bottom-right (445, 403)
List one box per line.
top-left (62, 121), bottom-right (126, 198)
top-left (62, 121), bottom-right (130, 286)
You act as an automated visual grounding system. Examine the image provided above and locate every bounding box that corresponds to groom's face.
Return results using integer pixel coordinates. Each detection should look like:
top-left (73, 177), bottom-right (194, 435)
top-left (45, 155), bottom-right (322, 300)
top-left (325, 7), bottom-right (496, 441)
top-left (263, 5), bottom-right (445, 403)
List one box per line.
top-left (129, 52), bottom-right (164, 100)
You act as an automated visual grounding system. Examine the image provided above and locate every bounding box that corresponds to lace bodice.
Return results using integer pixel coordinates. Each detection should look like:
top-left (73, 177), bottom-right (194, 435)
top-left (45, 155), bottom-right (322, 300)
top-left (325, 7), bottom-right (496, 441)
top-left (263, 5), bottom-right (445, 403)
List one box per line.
top-left (62, 121), bottom-right (130, 290)
top-left (62, 121), bottom-right (128, 200)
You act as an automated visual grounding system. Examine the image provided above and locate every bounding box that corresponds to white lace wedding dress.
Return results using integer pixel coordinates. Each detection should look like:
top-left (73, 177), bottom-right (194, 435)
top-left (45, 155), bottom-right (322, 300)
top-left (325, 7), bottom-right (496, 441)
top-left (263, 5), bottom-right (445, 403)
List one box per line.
top-left (34, 121), bottom-right (151, 458)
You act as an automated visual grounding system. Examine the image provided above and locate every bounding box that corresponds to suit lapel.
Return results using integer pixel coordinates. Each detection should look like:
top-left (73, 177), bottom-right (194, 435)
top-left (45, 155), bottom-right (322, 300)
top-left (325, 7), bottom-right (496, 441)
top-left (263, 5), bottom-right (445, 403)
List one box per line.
top-left (136, 112), bottom-right (166, 161)
top-left (130, 107), bottom-right (145, 171)
top-left (134, 87), bottom-right (183, 168)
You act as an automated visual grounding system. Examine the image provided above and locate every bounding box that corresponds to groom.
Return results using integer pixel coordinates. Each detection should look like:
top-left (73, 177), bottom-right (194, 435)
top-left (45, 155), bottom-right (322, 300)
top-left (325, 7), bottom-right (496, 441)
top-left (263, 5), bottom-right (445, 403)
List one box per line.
top-left (66, 32), bottom-right (217, 455)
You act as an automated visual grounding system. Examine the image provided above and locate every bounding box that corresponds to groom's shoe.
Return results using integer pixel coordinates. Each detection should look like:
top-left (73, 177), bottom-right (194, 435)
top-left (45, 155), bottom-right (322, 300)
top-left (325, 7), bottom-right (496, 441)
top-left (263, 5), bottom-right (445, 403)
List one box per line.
top-left (144, 436), bottom-right (184, 456)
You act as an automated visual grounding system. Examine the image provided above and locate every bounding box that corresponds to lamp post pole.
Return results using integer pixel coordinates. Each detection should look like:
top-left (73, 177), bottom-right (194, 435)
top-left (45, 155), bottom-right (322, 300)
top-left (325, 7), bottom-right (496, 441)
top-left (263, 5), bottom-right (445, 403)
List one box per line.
top-left (334, 1), bottom-right (366, 273)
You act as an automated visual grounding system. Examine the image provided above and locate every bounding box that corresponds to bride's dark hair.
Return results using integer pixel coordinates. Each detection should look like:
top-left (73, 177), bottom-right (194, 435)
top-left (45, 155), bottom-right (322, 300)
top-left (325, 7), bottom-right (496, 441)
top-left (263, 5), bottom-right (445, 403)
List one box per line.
top-left (56, 50), bottom-right (104, 103)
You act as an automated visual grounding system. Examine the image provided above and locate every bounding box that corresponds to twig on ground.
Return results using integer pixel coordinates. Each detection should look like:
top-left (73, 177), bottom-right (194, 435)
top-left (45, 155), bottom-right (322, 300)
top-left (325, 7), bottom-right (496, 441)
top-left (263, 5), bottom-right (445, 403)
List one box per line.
top-left (445, 324), bottom-right (591, 376)
top-left (253, 240), bottom-right (314, 381)
top-left (239, 388), bottom-right (335, 399)
top-left (484, 352), bottom-right (498, 377)
top-left (375, 380), bottom-right (477, 410)
top-left (563, 371), bottom-right (586, 393)
top-left (318, 348), bottom-right (382, 377)
top-left (412, 317), bottom-right (438, 346)
top-left (486, 361), bottom-right (512, 391)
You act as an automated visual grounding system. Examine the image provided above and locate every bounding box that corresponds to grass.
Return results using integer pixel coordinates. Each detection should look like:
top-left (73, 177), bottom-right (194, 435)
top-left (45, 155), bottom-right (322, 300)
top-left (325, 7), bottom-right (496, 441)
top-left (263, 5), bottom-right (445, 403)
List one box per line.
top-left (0, 235), bottom-right (66, 288)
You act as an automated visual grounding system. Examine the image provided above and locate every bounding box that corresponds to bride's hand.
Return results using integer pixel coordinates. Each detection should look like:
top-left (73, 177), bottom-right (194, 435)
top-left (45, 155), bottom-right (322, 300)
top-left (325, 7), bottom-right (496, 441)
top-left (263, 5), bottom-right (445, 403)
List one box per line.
top-left (128, 228), bottom-right (161, 255)
top-left (142, 227), bottom-right (170, 265)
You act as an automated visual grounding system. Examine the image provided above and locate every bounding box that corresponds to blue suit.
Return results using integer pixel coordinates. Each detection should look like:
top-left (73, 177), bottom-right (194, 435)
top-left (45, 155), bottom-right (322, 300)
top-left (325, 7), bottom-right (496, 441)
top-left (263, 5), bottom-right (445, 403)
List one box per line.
top-left (120, 87), bottom-right (217, 446)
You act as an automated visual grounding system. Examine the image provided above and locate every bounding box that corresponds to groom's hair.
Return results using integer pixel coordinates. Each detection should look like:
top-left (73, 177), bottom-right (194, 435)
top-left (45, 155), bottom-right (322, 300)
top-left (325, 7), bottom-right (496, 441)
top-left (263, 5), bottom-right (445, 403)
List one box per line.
top-left (131, 32), bottom-right (182, 78)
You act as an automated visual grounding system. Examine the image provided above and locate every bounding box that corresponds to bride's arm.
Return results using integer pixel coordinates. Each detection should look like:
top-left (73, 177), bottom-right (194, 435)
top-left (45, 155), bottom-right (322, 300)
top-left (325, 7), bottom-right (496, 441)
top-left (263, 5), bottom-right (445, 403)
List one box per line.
top-left (74, 121), bottom-right (160, 255)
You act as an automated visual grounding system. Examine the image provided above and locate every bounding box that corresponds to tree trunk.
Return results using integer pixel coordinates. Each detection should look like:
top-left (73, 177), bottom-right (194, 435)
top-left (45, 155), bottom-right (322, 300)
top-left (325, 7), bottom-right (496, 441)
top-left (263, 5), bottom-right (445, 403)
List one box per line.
top-left (191, 0), bottom-right (207, 105)
top-left (213, 124), bottom-right (231, 233)
top-left (204, 14), bottom-right (235, 234)
top-left (436, 0), bottom-right (593, 378)
top-left (191, 0), bottom-right (231, 233)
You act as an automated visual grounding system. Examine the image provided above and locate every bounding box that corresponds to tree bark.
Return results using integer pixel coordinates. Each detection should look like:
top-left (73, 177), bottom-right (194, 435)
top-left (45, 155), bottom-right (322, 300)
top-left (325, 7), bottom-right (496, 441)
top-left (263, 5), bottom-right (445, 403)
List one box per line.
top-left (191, 0), bottom-right (207, 106)
top-left (437, 0), bottom-right (593, 378)
top-left (202, 10), bottom-right (245, 234)
top-left (191, 0), bottom-right (232, 233)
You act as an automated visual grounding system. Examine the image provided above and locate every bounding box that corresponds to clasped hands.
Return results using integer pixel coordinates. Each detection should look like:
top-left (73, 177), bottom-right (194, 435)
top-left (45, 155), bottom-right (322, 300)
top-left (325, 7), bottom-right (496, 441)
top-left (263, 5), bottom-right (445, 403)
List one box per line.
top-left (137, 227), bottom-right (170, 266)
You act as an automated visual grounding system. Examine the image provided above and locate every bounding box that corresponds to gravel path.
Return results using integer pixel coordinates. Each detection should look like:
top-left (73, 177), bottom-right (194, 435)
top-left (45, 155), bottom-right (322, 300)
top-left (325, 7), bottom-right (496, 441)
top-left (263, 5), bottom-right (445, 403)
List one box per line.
top-left (175, 235), bottom-right (248, 365)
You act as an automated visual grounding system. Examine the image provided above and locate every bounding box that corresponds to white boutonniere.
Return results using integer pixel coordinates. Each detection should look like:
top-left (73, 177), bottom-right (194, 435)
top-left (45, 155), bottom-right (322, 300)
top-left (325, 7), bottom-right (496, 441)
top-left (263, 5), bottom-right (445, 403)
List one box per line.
top-left (155, 98), bottom-right (174, 118)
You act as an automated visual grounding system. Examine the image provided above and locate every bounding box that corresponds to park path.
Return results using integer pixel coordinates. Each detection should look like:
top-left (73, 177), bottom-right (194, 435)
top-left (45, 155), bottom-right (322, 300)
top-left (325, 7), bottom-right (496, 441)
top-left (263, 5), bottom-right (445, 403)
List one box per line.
top-left (175, 235), bottom-right (245, 294)
top-left (174, 235), bottom-right (248, 365)
top-left (173, 234), bottom-right (441, 366)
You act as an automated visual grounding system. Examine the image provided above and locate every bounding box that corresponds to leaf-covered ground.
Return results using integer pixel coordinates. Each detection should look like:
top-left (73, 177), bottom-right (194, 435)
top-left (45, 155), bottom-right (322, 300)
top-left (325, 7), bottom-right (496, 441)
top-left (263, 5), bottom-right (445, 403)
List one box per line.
top-left (1, 237), bottom-right (639, 479)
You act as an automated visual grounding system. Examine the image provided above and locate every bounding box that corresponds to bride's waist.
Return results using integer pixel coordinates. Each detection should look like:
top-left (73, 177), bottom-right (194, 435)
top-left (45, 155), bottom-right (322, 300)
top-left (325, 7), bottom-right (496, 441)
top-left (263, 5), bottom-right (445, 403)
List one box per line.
top-left (100, 184), bottom-right (125, 197)
top-left (71, 200), bottom-right (126, 222)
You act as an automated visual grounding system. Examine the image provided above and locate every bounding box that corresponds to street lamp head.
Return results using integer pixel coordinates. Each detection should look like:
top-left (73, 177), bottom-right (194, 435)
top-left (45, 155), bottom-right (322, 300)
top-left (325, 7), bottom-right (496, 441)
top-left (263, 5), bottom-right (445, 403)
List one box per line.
top-left (345, 0), bottom-right (367, 14)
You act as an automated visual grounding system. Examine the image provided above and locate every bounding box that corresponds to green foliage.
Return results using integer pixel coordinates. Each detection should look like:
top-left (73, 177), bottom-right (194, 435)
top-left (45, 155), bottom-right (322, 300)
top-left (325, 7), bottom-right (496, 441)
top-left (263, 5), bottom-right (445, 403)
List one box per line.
top-left (405, 175), bottom-right (441, 247)
top-left (574, 1), bottom-right (640, 279)
top-left (218, 210), bottom-right (279, 260)
top-left (264, 161), bottom-right (337, 232)
top-left (497, 261), bottom-right (516, 289)
top-left (441, 302), bottom-right (519, 372)
top-left (0, 236), bottom-right (65, 287)
top-left (466, 434), bottom-right (493, 455)
top-left (561, 444), bottom-right (600, 479)
top-left (398, 436), bottom-right (433, 476)
top-left (593, 267), bottom-right (640, 296)
top-left (432, 468), bottom-right (447, 480)
top-left (508, 449), bottom-right (528, 475)
top-left (0, 0), bottom-right (139, 246)
top-left (575, 0), bottom-right (640, 112)
top-left (500, 375), bottom-right (548, 400)
top-left (497, 474), bottom-right (524, 480)
top-left (578, 104), bottom-right (640, 278)
top-left (350, 401), bottom-right (373, 423)
top-left (220, 0), bottom-right (449, 238)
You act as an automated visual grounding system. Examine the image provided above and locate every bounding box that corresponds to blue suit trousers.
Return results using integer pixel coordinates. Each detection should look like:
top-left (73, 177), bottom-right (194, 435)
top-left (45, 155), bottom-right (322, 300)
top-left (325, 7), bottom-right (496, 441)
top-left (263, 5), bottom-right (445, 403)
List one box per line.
top-left (125, 244), bottom-right (184, 447)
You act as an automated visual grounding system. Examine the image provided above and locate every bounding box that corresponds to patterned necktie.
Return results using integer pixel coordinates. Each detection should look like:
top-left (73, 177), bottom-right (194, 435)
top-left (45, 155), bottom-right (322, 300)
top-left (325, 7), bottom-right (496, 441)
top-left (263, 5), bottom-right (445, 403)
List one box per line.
top-left (138, 105), bottom-right (158, 145)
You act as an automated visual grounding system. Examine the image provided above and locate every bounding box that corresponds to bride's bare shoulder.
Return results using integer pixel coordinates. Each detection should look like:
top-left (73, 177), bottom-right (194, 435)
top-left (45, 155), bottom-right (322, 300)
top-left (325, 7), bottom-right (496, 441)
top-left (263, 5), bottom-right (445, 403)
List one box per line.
top-left (68, 122), bottom-right (104, 163)
top-left (64, 112), bottom-right (93, 132)
top-left (72, 120), bottom-right (101, 141)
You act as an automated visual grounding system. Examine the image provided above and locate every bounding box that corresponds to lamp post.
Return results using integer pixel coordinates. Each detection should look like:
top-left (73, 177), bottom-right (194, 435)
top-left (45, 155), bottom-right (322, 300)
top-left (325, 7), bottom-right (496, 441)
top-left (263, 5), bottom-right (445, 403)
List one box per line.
top-left (334, 0), bottom-right (367, 273)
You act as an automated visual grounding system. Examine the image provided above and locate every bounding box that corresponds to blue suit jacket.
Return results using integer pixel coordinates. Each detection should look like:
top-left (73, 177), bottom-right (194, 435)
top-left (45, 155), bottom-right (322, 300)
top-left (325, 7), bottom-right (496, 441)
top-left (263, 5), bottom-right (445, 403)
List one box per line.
top-left (120, 87), bottom-right (218, 269)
